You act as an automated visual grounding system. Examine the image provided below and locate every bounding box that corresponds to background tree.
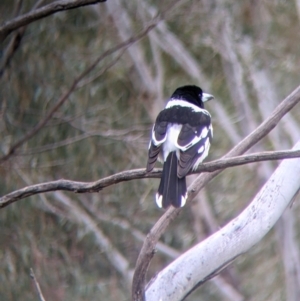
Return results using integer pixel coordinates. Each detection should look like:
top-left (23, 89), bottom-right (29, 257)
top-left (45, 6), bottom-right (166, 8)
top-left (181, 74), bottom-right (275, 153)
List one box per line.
top-left (1, 0), bottom-right (300, 300)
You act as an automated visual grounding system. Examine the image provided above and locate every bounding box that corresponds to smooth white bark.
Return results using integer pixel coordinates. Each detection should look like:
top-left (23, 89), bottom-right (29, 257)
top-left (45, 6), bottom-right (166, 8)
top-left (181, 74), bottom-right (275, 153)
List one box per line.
top-left (146, 141), bottom-right (300, 301)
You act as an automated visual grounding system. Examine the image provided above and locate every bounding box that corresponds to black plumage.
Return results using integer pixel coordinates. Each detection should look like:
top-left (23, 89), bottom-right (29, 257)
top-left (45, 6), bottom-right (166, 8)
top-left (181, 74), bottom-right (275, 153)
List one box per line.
top-left (146, 85), bottom-right (214, 208)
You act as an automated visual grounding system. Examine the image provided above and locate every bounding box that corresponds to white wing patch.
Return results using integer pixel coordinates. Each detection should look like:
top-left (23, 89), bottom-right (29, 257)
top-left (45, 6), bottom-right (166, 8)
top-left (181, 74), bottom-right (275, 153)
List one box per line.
top-left (193, 138), bottom-right (211, 170)
top-left (176, 126), bottom-right (210, 152)
top-left (198, 145), bottom-right (204, 153)
top-left (151, 125), bottom-right (167, 146)
top-left (201, 126), bottom-right (209, 138)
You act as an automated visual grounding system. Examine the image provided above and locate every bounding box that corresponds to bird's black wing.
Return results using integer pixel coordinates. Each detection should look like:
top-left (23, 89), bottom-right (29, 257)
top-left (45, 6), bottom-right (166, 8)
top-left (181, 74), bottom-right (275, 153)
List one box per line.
top-left (146, 120), bottom-right (168, 172)
top-left (177, 113), bottom-right (212, 178)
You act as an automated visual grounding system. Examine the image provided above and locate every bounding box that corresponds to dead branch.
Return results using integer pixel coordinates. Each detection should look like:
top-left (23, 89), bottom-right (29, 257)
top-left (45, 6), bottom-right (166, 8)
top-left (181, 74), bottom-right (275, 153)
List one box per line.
top-left (79, 198), bottom-right (181, 259)
top-left (0, 0), bottom-right (47, 77)
top-left (53, 191), bottom-right (134, 287)
top-left (131, 84), bottom-right (300, 301)
top-left (145, 141), bottom-right (300, 301)
top-left (16, 128), bottom-right (145, 155)
top-left (1, 149), bottom-right (300, 209)
top-left (30, 268), bottom-right (46, 301)
top-left (0, 0), bottom-right (106, 43)
top-left (0, 19), bottom-right (158, 164)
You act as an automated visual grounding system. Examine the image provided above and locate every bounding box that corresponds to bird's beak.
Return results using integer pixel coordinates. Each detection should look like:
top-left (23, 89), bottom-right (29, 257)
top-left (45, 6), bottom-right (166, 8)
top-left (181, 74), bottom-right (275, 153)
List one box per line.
top-left (202, 93), bottom-right (214, 102)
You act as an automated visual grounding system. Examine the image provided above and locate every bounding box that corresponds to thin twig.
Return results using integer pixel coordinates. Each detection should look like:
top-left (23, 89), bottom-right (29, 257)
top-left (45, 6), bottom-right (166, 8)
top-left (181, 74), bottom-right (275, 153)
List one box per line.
top-left (79, 198), bottom-right (181, 258)
top-left (76, 49), bottom-right (126, 89)
top-left (0, 19), bottom-right (159, 164)
top-left (53, 191), bottom-right (134, 287)
top-left (0, 0), bottom-right (48, 77)
top-left (0, 0), bottom-right (106, 42)
top-left (1, 149), bottom-right (300, 209)
top-left (16, 129), bottom-right (144, 155)
top-left (30, 268), bottom-right (46, 301)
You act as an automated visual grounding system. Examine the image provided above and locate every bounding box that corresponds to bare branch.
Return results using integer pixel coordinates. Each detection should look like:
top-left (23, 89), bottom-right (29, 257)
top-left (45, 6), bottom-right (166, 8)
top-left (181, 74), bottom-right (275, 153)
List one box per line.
top-left (106, 0), bottom-right (157, 93)
top-left (0, 28), bottom-right (26, 77)
top-left (191, 187), bottom-right (245, 301)
top-left (145, 141), bottom-right (300, 301)
top-left (0, 0), bottom-right (106, 42)
top-left (296, 0), bottom-right (300, 22)
top-left (2, 149), bottom-right (300, 208)
top-left (0, 19), bottom-right (159, 164)
top-left (76, 49), bottom-right (126, 89)
top-left (53, 191), bottom-right (134, 287)
top-left (17, 127), bottom-right (145, 155)
top-left (131, 84), bottom-right (300, 301)
top-left (30, 268), bottom-right (46, 301)
top-left (212, 276), bottom-right (245, 301)
top-left (79, 200), bottom-right (181, 259)
top-left (0, 0), bottom-right (48, 77)
top-left (276, 210), bottom-right (300, 301)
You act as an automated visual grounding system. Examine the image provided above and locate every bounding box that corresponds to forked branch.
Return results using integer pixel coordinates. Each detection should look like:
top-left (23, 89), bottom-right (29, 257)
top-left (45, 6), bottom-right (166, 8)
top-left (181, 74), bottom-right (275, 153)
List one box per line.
top-left (131, 84), bottom-right (300, 301)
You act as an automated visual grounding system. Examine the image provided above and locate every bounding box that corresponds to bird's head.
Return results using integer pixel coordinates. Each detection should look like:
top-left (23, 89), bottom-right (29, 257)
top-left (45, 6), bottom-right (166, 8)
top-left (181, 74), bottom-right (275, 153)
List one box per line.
top-left (171, 85), bottom-right (214, 108)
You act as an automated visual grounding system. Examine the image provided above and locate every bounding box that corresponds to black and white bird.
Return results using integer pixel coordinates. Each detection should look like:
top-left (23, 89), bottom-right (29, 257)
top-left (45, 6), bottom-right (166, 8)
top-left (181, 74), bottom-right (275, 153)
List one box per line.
top-left (146, 85), bottom-right (214, 208)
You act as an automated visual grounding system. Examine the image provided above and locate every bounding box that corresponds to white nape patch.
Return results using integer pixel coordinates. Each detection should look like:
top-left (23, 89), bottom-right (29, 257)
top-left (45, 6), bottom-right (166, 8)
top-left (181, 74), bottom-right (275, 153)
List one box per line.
top-left (193, 138), bottom-right (211, 170)
top-left (166, 99), bottom-right (211, 116)
top-left (156, 193), bottom-right (163, 208)
top-left (162, 124), bottom-right (182, 161)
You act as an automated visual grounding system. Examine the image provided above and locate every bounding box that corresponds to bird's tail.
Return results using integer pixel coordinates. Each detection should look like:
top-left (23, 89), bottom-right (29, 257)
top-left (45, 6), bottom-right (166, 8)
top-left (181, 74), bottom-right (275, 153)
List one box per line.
top-left (156, 152), bottom-right (187, 208)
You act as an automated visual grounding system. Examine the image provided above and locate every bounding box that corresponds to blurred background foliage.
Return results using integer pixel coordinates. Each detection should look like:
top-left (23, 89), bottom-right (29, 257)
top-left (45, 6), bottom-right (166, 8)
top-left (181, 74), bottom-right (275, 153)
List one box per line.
top-left (1, 0), bottom-right (300, 300)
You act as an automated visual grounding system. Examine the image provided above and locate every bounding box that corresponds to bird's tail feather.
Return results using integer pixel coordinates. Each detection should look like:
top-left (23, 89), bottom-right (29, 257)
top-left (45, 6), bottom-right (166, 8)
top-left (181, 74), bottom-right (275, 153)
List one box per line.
top-left (156, 152), bottom-right (187, 208)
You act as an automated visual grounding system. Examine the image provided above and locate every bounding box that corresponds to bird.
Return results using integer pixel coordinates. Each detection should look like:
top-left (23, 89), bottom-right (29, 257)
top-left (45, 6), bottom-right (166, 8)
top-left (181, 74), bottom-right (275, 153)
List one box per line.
top-left (146, 85), bottom-right (214, 208)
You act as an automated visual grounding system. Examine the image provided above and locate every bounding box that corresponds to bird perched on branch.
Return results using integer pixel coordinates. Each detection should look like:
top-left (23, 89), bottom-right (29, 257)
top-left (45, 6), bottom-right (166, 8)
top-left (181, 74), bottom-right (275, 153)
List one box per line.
top-left (146, 85), bottom-right (214, 208)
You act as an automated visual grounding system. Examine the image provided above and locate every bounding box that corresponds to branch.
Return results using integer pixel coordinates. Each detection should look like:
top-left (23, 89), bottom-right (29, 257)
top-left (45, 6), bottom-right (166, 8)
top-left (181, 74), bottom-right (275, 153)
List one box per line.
top-left (0, 27), bottom-right (26, 77)
top-left (0, 0), bottom-right (106, 42)
top-left (1, 149), bottom-right (300, 209)
top-left (276, 210), bottom-right (300, 301)
top-left (131, 84), bottom-right (300, 301)
top-left (145, 141), bottom-right (300, 301)
top-left (30, 268), bottom-right (46, 301)
top-left (52, 191), bottom-right (134, 287)
top-left (79, 199), bottom-right (181, 259)
top-left (0, 0), bottom-right (48, 77)
top-left (0, 19), bottom-right (158, 164)
top-left (17, 127), bottom-right (146, 155)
